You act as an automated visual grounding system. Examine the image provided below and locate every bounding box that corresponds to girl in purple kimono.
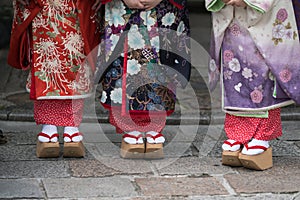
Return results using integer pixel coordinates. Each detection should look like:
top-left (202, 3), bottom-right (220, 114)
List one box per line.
top-left (206, 0), bottom-right (300, 170)
top-left (97, 0), bottom-right (191, 158)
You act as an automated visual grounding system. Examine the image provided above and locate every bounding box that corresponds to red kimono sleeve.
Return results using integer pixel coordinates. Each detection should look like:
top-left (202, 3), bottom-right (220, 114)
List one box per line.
top-left (7, 0), bottom-right (43, 70)
top-left (77, 0), bottom-right (102, 72)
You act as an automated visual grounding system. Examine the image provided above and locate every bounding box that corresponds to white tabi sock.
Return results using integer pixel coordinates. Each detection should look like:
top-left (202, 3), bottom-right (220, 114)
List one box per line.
top-left (64, 126), bottom-right (82, 142)
top-left (38, 124), bottom-right (58, 142)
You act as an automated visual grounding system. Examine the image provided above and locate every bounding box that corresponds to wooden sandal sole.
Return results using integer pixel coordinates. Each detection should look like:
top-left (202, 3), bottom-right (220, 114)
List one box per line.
top-left (238, 147), bottom-right (273, 170)
top-left (36, 141), bottom-right (60, 158)
top-left (222, 150), bottom-right (242, 167)
top-left (120, 140), bottom-right (145, 159)
top-left (63, 141), bottom-right (85, 158)
top-left (144, 143), bottom-right (164, 159)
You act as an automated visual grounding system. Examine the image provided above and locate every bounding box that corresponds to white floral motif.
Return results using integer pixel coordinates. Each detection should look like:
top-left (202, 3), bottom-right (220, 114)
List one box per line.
top-left (62, 31), bottom-right (85, 62)
top-left (272, 24), bottom-right (285, 39)
top-left (127, 59), bottom-right (141, 75)
top-left (228, 58), bottom-right (241, 72)
top-left (162, 12), bottom-right (175, 26)
top-left (101, 91), bottom-right (107, 103)
top-left (105, 0), bottom-right (126, 27)
top-left (150, 36), bottom-right (160, 51)
top-left (177, 21), bottom-right (185, 36)
top-left (242, 68), bottom-right (253, 79)
top-left (209, 59), bottom-right (217, 71)
top-left (141, 11), bottom-right (155, 31)
top-left (128, 25), bottom-right (145, 50)
top-left (111, 88), bottom-right (122, 104)
top-left (110, 34), bottom-right (120, 52)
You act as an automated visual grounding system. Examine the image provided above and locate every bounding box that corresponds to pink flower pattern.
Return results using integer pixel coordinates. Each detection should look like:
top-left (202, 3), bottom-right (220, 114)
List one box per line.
top-left (250, 89), bottom-right (263, 104)
top-left (223, 50), bottom-right (234, 63)
top-left (276, 8), bottom-right (288, 22)
top-left (230, 24), bottom-right (241, 36)
top-left (279, 69), bottom-right (292, 83)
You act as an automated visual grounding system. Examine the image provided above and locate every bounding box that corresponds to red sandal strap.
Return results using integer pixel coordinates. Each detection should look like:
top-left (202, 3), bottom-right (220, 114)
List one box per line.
top-left (223, 140), bottom-right (242, 147)
top-left (123, 133), bottom-right (143, 140)
top-left (38, 132), bottom-right (59, 139)
top-left (63, 132), bottom-right (83, 141)
top-left (145, 133), bottom-right (164, 140)
top-left (244, 144), bottom-right (268, 151)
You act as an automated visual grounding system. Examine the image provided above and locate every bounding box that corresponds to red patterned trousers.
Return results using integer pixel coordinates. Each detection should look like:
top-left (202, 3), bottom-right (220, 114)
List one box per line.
top-left (34, 99), bottom-right (84, 127)
top-left (224, 108), bottom-right (282, 144)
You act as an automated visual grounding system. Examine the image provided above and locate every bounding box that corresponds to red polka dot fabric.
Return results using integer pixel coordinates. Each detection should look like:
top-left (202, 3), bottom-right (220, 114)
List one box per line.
top-left (109, 108), bottom-right (166, 134)
top-left (34, 99), bottom-right (84, 127)
top-left (224, 108), bottom-right (282, 144)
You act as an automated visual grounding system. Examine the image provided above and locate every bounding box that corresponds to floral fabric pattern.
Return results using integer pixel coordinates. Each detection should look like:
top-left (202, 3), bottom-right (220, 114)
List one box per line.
top-left (99, 0), bottom-right (190, 114)
top-left (206, 0), bottom-right (300, 113)
top-left (13, 0), bottom-right (94, 100)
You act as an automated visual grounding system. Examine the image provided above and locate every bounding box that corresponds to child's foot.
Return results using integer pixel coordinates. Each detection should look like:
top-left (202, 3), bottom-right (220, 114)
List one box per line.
top-left (222, 139), bottom-right (242, 151)
top-left (63, 127), bottom-right (83, 142)
top-left (241, 139), bottom-right (269, 155)
top-left (145, 131), bottom-right (164, 159)
top-left (63, 127), bottom-right (85, 157)
top-left (145, 131), bottom-right (165, 144)
top-left (38, 124), bottom-right (58, 142)
top-left (123, 131), bottom-right (144, 144)
top-left (120, 131), bottom-right (144, 159)
top-left (36, 125), bottom-right (59, 158)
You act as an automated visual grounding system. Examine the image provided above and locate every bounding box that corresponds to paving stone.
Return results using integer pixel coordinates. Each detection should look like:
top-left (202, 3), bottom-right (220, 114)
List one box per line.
top-left (193, 125), bottom-right (225, 157)
top-left (0, 179), bottom-right (44, 199)
top-left (280, 121), bottom-right (300, 141)
top-left (91, 157), bottom-right (155, 174)
top-left (225, 157), bottom-right (300, 194)
top-left (154, 156), bottom-right (236, 176)
top-left (188, 194), bottom-right (298, 200)
top-left (135, 176), bottom-right (228, 196)
top-left (270, 140), bottom-right (300, 157)
top-left (0, 160), bottom-right (70, 178)
top-left (85, 142), bottom-right (121, 158)
top-left (43, 177), bottom-right (138, 198)
top-left (3, 131), bottom-right (37, 145)
top-left (0, 145), bottom-right (37, 161)
top-left (0, 121), bottom-right (41, 134)
top-left (69, 159), bottom-right (121, 177)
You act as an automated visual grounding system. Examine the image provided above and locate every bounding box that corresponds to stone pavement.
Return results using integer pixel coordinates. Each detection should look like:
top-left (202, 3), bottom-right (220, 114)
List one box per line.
top-left (1, 2), bottom-right (300, 199)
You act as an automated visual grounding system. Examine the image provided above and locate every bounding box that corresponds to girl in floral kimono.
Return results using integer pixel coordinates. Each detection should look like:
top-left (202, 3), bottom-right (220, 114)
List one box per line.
top-left (206, 0), bottom-right (300, 170)
top-left (97, 0), bottom-right (191, 158)
top-left (8, 0), bottom-right (100, 158)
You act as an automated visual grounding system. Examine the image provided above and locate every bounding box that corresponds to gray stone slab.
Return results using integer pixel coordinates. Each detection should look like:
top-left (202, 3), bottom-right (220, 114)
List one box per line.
top-left (188, 194), bottom-right (298, 200)
top-left (82, 155), bottom-right (154, 174)
top-left (0, 121), bottom-right (41, 133)
top-left (225, 157), bottom-right (300, 194)
top-left (153, 156), bottom-right (236, 176)
top-left (85, 142), bottom-right (121, 158)
top-left (69, 159), bottom-right (121, 177)
top-left (280, 121), bottom-right (300, 141)
top-left (0, 160), bottom-right (70, 178)
top-left (163, 142), bottom-right (194, 158)
top-left (0, 145), bottom-right (37, 161)
top-left (135, 177), bottom-right (228, 196)
top-left (270, 140), bottom-right (300, 157)
top-left (0, 179), bottom-right (44, 199)
top-left (3, 131), bottom-right (37, 145)
top-left (43, 177), bottom-right (138, 198)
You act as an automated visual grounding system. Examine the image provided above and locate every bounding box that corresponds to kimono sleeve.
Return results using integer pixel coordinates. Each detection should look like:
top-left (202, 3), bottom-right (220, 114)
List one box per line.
top-left (206, 0), bottom-right (225, 12)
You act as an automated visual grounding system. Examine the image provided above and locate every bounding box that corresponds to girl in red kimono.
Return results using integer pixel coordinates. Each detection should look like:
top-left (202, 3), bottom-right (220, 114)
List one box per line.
top-left (97, 0), bottom-right (191, 158)
top-left (8, 0), bottom-right (100, 158)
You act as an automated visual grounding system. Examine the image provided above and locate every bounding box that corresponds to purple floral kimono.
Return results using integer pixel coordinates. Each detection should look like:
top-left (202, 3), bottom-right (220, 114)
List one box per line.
top-left (206, 0), bottom-right (300, 115)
